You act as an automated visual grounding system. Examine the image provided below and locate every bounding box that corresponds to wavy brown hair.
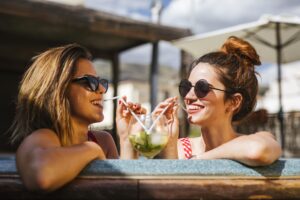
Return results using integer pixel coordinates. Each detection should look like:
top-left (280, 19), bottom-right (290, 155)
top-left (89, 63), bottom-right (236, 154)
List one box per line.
top-left (189, 36), bottom-right (261, 122)
top-left (10, 44), bottom-right (92, 146)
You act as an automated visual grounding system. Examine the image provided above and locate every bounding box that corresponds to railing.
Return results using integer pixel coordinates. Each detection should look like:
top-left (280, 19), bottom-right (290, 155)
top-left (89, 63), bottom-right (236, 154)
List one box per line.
top-left (235, 111), bottom-right (300, 157)
top-left (1, 155), bottom-right (300, 199)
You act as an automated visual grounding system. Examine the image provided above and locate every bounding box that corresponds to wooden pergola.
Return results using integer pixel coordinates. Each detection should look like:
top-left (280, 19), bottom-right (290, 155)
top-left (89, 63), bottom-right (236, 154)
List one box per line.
top-left (0, 0), bottom-right (191, 150)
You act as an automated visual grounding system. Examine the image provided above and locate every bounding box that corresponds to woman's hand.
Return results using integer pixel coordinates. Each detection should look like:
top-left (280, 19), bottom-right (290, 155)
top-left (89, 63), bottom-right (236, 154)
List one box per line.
top-left (153, 97), bottom-right (179, 158)
top-left (153, 96), bottom-right (179, 139)
top-left (116, 96), bottom-right (146, 140)
top-left (116, 96), bottom-right (146, 159)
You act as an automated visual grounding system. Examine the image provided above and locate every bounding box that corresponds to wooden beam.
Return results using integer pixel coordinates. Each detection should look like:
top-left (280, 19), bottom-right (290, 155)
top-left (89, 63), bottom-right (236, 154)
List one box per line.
top-left (0, 176), bottom-right (300, 199)
top-left (0, 14), bottom-right (144, 53)
top-left (139, 179), bottom-right (300, 199)
top-left (0, 0), bottom-right (191, 45)
top-left (0, 177), bottom-right (138, 200)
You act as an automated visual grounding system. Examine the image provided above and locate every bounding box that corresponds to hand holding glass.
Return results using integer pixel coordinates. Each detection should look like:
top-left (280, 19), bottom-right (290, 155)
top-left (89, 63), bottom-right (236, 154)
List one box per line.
top-left (128, 114), bottom-right (169, 159)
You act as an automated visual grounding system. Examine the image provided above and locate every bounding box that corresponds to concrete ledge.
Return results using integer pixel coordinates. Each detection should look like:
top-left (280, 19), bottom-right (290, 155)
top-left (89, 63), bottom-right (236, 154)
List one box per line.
top-left (81, 159), bottom-right (300, 178)
top-left (1, 155), bottom-right (300, 199)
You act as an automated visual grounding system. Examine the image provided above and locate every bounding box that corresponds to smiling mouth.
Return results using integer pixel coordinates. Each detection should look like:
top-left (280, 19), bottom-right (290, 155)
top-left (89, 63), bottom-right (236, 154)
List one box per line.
top-left (187, 105), bottom-right (204, 112)
top-left (91, 100), bottom-right (103, 109)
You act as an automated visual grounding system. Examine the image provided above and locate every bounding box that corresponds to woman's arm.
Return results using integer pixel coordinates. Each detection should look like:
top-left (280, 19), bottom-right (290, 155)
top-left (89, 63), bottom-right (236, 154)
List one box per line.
top-left (16, 129), bottom-right (105, 192)
top-left (194, 131), bottom-right (282, 166)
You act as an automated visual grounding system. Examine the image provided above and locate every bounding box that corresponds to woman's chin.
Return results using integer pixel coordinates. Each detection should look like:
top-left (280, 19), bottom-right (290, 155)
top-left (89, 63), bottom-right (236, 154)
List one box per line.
top-left (188, 114), bottom-right (206, 125)
top-left (91, 114), bottom-right (104, 123)
top-left (188, 115), bottom-right (198, 124)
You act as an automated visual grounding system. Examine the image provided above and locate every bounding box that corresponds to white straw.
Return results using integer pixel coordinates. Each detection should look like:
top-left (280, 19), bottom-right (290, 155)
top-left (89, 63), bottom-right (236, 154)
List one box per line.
top-left (103, 96), bottom-right (176, 133)
top-left (103, 96), bottom-right (121, 101)
top-left (147, 104), bottom-right (170, 134)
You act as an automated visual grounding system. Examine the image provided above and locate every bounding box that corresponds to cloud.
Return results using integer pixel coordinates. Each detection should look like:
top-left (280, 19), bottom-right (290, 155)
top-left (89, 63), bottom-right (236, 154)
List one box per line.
top-left (85, 0), bottom-right (151, 21)
top-left (162, 0), bottom-right (300, 33)
top-left (120, 41), bottom-right (180, 68)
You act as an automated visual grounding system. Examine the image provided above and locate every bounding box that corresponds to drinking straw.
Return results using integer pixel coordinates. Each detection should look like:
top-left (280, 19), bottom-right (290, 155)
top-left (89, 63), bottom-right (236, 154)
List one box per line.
top-left (104, 96), bottom-right (148, 132)
top-left (103, 96), bottom-right (121, 101)
top-left (147, 104), bottom-right (170, 134)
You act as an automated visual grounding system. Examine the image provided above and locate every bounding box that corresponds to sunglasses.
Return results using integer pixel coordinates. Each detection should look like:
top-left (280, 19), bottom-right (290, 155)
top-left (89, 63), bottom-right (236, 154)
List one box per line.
top-left (179, 79), bottom-right (232, 98)
top-left (72, 75), bottom-right (108, 93)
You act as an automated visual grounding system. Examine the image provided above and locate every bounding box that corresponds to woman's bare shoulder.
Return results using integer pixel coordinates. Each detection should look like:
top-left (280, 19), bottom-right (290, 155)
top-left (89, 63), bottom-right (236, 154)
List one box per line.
top-left (237, 131), bottom-right (276, 139)
top-left (17, 129), bottom-right (61, 159)
top-left (22, 129), bottom-right (60, 146)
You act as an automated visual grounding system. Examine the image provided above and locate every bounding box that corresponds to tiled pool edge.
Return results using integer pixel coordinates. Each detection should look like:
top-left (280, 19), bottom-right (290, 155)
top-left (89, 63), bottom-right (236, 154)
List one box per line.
top-left (1, 156), bottom-right (300, 178)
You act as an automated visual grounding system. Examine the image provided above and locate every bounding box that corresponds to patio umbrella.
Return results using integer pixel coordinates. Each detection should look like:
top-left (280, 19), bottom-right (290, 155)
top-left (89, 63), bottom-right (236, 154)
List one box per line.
top-left (172, 15), bottom-right (300, 151)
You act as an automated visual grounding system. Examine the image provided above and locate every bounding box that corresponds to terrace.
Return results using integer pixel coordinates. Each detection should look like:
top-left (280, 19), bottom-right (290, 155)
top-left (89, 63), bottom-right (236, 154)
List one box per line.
top-left (0, 1), bottom-right (299, 199)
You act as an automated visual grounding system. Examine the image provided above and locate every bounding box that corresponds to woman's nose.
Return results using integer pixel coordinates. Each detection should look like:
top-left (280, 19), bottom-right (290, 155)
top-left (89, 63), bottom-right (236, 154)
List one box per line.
top-left (96, 83), bottom-right (106, 94)
top-left (185, 86), bottom-right (196, 99)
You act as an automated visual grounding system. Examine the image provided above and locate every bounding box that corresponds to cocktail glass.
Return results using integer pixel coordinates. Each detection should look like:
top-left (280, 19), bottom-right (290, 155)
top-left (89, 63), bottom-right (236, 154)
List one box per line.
top-left (128, 114), bottom-right (169, 159)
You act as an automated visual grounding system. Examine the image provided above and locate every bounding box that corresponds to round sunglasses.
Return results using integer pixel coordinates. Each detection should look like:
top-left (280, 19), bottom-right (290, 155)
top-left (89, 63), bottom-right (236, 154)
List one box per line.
top-left (179, 79), bottom-right (232, 98)
top-left (72, 75), bottom-right (108, 93)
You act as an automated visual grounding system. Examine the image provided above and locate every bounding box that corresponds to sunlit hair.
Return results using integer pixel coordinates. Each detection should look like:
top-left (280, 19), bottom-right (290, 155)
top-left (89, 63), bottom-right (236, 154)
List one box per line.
top-left (189, 36), bottom-right (261, 122)
top-left (10, 44), bottom-right (92, 146)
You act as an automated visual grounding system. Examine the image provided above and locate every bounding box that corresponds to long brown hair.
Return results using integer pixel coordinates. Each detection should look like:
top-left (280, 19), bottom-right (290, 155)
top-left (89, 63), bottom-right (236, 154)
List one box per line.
top-left (10, 44), bottom-right (92, 146)
top-left (189, 36), bottom-right (261, 122)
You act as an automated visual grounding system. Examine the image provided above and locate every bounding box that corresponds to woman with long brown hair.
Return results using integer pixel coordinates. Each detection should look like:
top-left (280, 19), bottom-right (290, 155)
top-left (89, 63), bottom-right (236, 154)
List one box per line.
top-left (10, 44), bottom-right (143, 192)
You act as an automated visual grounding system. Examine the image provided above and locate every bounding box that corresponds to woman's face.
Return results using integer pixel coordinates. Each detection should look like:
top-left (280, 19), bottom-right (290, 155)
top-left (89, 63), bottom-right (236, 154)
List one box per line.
top-left (67, 58), bottom-right (106, 125)
top-left (185, 63), bottom-right (231, 126)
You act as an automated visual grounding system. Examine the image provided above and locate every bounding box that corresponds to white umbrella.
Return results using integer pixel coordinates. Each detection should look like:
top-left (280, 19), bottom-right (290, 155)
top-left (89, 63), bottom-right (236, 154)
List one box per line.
top-left (172, 15), bottom-right (300, 150)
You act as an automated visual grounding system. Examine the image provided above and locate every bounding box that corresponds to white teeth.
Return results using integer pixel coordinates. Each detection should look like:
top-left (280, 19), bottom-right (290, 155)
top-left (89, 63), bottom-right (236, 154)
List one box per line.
top-left (91, 100), bottom-right (102, 107)
top-left (187, 105), bottom-right (203, 110)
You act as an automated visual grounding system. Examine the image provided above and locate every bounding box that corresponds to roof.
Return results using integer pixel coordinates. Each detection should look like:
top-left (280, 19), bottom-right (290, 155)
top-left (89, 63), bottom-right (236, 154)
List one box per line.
top-left (0, 0), bottom-right (191, 72)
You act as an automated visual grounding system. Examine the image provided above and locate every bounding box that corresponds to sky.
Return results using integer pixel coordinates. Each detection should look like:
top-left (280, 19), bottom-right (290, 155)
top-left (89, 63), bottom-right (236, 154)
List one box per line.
top-left (84, 0), bottom-right (300, 33)
top-left (84, 0), bottom-right (300, 71)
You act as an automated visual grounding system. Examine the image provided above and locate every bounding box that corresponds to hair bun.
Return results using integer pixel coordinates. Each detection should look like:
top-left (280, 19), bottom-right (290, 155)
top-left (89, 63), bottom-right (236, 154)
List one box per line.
top-left (220, 36), bottom-right (261, 66)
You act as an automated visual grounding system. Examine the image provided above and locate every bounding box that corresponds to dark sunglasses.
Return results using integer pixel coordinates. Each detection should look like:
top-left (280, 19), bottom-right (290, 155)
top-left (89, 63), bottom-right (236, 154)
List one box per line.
top-left (72, 75), bottom-right (108, 93)
top-left (179, 79), bottom-right (232, 98)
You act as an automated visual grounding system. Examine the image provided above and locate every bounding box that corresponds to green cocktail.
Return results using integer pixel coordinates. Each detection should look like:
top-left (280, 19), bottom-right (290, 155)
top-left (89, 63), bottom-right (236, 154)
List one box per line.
top-left (129, 131), bottom-right (169, 158)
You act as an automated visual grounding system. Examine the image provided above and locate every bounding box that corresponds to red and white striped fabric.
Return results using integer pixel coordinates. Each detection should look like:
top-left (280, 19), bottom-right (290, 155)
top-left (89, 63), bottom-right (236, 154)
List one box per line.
top-left (179, 137), bottom-right (192, 159)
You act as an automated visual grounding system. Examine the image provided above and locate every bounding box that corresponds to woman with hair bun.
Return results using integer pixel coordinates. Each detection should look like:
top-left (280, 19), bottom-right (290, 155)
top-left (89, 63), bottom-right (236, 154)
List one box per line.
top-left (155, 36), bottom-right (281, 166)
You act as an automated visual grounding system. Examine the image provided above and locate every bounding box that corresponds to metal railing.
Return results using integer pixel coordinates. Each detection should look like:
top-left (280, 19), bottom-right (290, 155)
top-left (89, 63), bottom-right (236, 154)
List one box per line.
top-left (235, 110), bottom-right (300, 157)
